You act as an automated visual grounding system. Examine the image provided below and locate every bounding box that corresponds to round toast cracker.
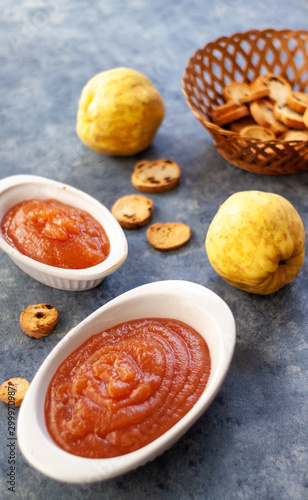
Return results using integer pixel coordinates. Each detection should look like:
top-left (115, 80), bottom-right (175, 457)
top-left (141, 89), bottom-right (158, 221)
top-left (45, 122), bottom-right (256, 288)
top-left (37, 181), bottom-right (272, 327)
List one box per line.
top-left (240, 125), bottom-right (276, 140)
top-left (229, 116), bottom-right (257, 133)
top-left (304, 108), bottom-right (308, 129)
top-left (273, 103), bottom-right (306, 130)
top-left (20, 304), bottom-right (58, 339)
top-left (222, 82), bottom-right (251, 104)
top-left (281, 130), bottom-right (308, 141)
top-left (281, 129), bottom-right (308, 158)
top-left (211, 101), bottom-right (239, 121)
top-left (251, 73), bottom-right (291, 105)
top-left (286, 91), bottom-right (308, 114)
top-left (240, 87), bottom-right (270, 103)
top-left (212, 104), bottom-right (250, 126)
top-left (112, 194), bottom-right (154, 229)
top-left (147, 222), bottom-right (191, 251)
top-left (132, 159), bottom-right (180, 193)
top-left (250, 99), bottom-right (288, 135)
top-left (0, 378), bottom-right (30, 407)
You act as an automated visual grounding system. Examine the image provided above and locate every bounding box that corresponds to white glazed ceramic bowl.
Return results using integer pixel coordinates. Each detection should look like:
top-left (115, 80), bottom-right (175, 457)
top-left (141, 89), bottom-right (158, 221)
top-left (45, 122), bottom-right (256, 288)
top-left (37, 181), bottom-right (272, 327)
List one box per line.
top-left (17, 280), bottom-right (236, 483)
top-left (0, 175), bottom-right (128, 290)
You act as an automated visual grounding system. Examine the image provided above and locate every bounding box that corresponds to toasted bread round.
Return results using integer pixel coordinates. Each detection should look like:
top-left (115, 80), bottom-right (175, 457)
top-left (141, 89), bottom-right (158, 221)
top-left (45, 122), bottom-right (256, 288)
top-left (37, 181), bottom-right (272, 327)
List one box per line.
top-left (240, 87), bottom-right (270, 103)
top-left (250, 75), bottom-right (270, 97)
top-left (20, 304), bottom-right (58, 339)
top-left (251, 73), bottom-right (291, 105)
top-left (212, 104), bottom-right (250, 126)
top-left (147, 222), bottom-right (191, 251)
top-left (132, 159), bottom-right (180, 193)
top-left (222, 82), bottom-right (251, 104)
top-left (281, 129), bottom-right (308, 158)
top-left (229, 116), bottom-right (257, 133)
top-left (303, 108), bottom-right (308, 129)
top-left (211, 101), bottom-right (239, 121)
top-left (281, 130), bottom-right (308, 141)
top-left (0, 377), bottom-right (30, 407)
top-left (286, 91), bottom-right (308, 114)
top-left (240, 125), bottom-right (276, 140)
top-left (273, 103), bottom-right (306, 130)
top-left (112, 194), bottom-right (154, 229)
top-left (250, 99), bottom-right (288, 136)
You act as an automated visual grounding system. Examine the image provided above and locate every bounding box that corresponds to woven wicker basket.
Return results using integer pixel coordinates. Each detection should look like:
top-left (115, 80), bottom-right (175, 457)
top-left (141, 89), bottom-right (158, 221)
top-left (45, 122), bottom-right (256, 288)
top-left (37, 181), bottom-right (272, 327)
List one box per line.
top-left (183, 29), bottom-right (308, 174)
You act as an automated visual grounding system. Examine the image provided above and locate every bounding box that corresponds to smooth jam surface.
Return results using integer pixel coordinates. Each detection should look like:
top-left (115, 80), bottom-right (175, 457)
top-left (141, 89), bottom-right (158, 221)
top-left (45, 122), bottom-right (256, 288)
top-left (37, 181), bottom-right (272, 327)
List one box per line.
top-left (45, 318), bottom-right (211, 458)
top-left (1, 199), bottom-right (110, 269)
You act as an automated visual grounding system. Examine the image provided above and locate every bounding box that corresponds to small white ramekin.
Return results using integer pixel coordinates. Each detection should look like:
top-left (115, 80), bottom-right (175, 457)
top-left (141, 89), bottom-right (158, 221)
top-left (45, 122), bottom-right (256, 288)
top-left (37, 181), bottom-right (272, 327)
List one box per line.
top-left (17, 280), bottom-right (236, 483)
top-left (0, 175), bottom-right (128, 290)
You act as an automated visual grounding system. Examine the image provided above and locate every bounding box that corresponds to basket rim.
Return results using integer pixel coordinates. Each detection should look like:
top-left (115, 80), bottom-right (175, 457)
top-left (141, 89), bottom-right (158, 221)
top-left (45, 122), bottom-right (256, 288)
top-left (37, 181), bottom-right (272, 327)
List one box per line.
top-left (182, 28), bottom-right (308, 146)
top-left (188, 27), bottom-right (308, 51)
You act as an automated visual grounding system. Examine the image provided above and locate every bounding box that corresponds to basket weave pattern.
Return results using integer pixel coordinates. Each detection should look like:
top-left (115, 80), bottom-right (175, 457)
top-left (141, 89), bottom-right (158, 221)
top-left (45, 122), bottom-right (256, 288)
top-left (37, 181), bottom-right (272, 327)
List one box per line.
top-left (183, 29), bottom-right (308, 174)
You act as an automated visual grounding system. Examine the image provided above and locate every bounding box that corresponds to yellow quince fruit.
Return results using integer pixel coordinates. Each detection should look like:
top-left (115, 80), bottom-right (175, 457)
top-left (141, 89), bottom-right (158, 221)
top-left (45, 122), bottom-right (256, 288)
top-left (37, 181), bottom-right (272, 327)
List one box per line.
top-left (205, 191), bottom-right (305, 294)
top-left (76, 67), bottom-right (165, 156)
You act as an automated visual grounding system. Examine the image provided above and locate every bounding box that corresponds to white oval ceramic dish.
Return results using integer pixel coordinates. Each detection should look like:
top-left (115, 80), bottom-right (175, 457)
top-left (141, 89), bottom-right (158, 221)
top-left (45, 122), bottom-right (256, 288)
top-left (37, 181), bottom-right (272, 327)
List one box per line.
top-left (0, 175), bottom-right (128, 290)
top-left (17, 280), bottom-right (236, 483)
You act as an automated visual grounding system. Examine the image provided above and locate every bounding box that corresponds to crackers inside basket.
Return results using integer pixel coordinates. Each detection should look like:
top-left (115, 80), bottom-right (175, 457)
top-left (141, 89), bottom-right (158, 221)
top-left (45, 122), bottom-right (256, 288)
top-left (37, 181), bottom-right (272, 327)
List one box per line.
top-left (211, 73), bottom-right (308, 142)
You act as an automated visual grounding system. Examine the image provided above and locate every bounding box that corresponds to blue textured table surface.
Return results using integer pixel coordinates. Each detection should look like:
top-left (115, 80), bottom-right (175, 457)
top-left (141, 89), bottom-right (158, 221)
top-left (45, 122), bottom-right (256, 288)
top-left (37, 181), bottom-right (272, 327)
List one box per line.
top-left (0, 1), bottom-right (307, 499)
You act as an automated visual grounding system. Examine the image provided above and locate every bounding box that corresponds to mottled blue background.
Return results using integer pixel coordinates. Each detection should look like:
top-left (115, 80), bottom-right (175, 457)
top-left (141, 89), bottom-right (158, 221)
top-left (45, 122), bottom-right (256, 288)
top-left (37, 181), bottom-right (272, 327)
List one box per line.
top-left (0, 1), bottom-right (307, 499)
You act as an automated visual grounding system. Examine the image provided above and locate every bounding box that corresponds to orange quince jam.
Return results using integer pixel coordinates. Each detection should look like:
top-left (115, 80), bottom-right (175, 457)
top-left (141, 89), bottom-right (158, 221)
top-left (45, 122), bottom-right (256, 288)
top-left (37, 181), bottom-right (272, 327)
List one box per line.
top-left (45, 318), bottom-right (211, 458)
top-left (1, 199), bottom-right (110, 269)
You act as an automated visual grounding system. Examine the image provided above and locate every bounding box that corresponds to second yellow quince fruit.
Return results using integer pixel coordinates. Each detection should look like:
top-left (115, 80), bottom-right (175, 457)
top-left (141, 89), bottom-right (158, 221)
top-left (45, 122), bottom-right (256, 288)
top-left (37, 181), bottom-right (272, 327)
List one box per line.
top-left (76, 67), bottom-right (165, 156)
top-left (205, 191), bottom-right (305, 295)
